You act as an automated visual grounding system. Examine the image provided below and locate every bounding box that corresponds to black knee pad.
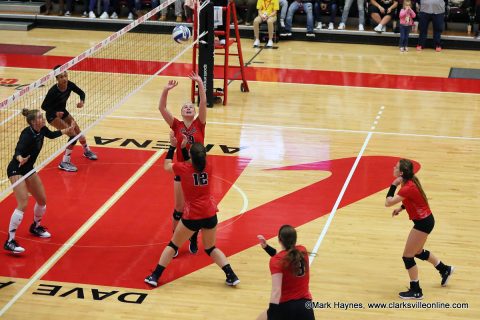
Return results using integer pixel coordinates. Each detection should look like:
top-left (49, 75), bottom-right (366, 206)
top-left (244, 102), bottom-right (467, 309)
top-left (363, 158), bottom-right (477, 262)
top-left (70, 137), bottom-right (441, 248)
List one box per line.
top-left (415, 249), bottom-right (430, 261)
top-left (168, 241), bottom-right (178, 252)
top-left (173, 210), bottom-right (182, 221)
top-left (402, 256), bottom-right (416, 269)
top-left (205, 246), bottom-right (216, 256)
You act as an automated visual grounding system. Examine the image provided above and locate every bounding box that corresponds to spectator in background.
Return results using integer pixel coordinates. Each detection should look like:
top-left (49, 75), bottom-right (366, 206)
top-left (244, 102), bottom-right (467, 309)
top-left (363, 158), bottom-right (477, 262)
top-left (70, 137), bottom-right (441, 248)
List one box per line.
top-left (159, 0), bottom-right (185, 21)
top-left (370, 0), bottom-right (398, 32)
top-left (314, 0), bottom-right (338, 29)
top-left (45, 0), bottom-right (65, 15)
top-left (416, 0), bottom-right (445, 51)
top-left (279, 0), bottom-right (289, 28)
top-left (338, 0), bottom-right (365, 30)
top-left (253, 0), bottom-right (279, 47)
top-left (475, 0), bottom-right (480, 39)
top-left (283, 0), bottom-right (315, 37)
top-left (398, 0), bottom-right (416, 51)
top-left (236, 0), bottom-right (257, 25)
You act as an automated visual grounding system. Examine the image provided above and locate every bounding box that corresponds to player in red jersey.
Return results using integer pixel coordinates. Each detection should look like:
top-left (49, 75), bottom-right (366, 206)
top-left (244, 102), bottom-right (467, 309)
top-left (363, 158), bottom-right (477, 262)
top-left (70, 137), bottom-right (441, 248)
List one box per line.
top-left (385, 159), bottom-right (454, 300)
top-left (257, 225), bottom-right (315, 320)
top-left (144, 138), bottom-right (240, 287)
top-left (158, 72), bottom-right (206, 255)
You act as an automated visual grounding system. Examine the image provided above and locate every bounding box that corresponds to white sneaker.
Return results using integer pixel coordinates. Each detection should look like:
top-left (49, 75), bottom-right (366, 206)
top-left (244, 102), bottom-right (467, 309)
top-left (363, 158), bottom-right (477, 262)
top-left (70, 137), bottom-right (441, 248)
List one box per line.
top-left (89, 11), bottom-right (96, 18)
top-left (219, 39), bottom-right (226, 45)
top-left (280, 19), bottom-right (285, 28)
top-left (127, 12), bottom-right (134, 20)
top-left (110, 12), bottom-right (118, 19)
top-left (253, 39), bottom-right (260, 47)
top-left (4, 239), bottom-right (25, 254)
top-left (382, 25), bottom-right (387, 32)
top-left (374, 24), bottom-right (383, 33)
top-left (328, 22), bottom-right (334, 30)
top-left (266, 39), bottom-right (273, 47)
top-left (64, 11), bottom-right (71, 16)
top-left (315, 21), bottom-right (322, 29)
top-left (99, 11), bottom-right (109, 19)
top-left (358, 24), bottom-right (364, 31)
top-left (82, 11), bottom-right (88, 17)
top-left (338, 22), bottom-right (345, 30)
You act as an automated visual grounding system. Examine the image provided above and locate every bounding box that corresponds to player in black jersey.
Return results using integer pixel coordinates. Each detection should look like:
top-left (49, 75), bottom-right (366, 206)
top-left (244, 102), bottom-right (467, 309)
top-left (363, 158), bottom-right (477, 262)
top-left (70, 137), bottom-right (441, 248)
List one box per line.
top-left (4, 109), bottom-right (74, 253)
top-left (41, 65), bottom-right (97, 172)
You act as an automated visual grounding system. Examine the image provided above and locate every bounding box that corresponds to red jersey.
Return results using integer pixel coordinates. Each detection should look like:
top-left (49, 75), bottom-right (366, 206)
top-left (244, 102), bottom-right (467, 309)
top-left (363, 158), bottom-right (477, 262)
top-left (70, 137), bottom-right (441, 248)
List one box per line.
top-left (398, 180), bottom-right (432, 220)
top-left (269, 245), bottom-right (312, 303)
top-left (172, 161), bottom-right (218, 220)
top-left (171, 117), bottom-right (206, 162)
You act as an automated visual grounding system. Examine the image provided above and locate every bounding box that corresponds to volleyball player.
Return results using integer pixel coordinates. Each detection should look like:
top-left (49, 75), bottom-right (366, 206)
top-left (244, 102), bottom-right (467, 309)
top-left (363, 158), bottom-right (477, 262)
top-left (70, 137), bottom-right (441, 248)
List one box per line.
top-left (385, 159), bottom-right (454, 299)
top-left (158, 72), bottom-right (207, 255)
top-left (4, 109), bottom-right (74, 253)
top-left (41, 65), bottom-right (97, 173)
top-left (256, 225), bottom-right (315, 320)
top-left (144, 137), bottom-right (240, 287)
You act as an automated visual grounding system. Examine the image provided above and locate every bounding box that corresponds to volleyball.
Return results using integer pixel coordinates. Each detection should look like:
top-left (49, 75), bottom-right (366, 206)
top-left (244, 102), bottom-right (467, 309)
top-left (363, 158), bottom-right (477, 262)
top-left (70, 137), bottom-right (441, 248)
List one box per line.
top-left (172, 25), bottom-right (191, 43)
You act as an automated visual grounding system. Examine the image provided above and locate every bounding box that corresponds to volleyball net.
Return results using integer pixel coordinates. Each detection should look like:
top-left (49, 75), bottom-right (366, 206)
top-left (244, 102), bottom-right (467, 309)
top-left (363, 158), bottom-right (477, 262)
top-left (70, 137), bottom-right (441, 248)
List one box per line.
top-left (0, 0), bottom-right (208, 200)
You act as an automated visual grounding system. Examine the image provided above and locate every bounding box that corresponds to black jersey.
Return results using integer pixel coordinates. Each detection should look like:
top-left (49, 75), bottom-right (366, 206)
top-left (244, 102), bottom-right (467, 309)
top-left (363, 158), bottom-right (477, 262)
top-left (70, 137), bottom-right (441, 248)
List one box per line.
top-left (11, 126), bottom-right (62, 168)
top-left (40, 81), bottom-right (85, 118)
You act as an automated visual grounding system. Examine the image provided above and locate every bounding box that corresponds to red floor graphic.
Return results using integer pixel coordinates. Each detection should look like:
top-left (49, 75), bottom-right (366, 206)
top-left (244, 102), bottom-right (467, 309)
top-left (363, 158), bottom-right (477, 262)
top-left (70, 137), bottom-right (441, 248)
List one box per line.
top-left (0, 44), bottom-right (55, 56)
top-left (0, 147), bottom-right (154, 278)
top-left (1, 53), bottom-right (479, 94)
top-left (2, 147), bottom-right (418, 289)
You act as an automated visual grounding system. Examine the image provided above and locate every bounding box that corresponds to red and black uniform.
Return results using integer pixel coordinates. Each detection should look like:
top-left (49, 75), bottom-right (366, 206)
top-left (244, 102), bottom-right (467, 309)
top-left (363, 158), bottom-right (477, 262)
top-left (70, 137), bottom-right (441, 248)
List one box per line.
top-left (172, 161), bottom-right (218, 231)
top-left (398, 180), bottom-right (434, 234)
top-left (170, 117), bottom-right (206, 181)
top-left (268, 245), bottom-right (315, 320)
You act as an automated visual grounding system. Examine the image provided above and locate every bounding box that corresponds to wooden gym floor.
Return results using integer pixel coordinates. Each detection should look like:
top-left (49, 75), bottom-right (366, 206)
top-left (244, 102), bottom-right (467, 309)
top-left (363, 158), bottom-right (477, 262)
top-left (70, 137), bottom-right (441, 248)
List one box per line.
top-left (0, 28), bottom-right (480, 320)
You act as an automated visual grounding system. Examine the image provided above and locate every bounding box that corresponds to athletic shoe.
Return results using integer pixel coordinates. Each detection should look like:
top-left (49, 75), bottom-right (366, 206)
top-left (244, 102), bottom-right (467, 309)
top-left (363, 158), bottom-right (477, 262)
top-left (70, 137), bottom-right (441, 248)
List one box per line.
top-left (416, 45), bottom-right (422, 51)
top-left (59, 161), bottom-right (78, 172)
top-left (280, 32), bottom-right (292, 37)
top-left (83, 150), bottom-right (98, 160)
top-left (315, 22), bottom-right (322, 30)
top-left (306, 32), bottom-right (315, 37)
top-left (266, 39), bottom-right (273, 48)
top-left (441, 266), bottom-right (454, 286)
top-left (30, 223), bottom-right (51, 238)
top-left (405, 47), bottom-right (409, 52)
top-left (110, 12), bottom-right (118, 19)
top-left (189, 238), bottom-right (198, 254)
top-left (225, 274), bottom-right (240, 286)
top-left (89, 11), bottom-right (96, 19)
top-left (4, 239), bottom-right (25, 253)
top-left (328, 22), bottom-right (334, 30)
top-left (435, 46), bottom-right (442, 52)
top-left (399, 288), bottom-right (423, 300)
top-left (382, 25), bottom-right (387, 32)
top-left (253, 39), bottom-right (260, 47)
top-left (128, 12), bottom-right (134, 20)
top-left (358, 24), bottom-right (364, 31)
top-left (100, 11), bottom-right (109, 19)
top-left (219, 39), bottom-right (226, 45)
top-left (338, 22), bottom-right (345, 30)
top-left (176, 16), bottom-right (183, 22)
top-left (65, 11), bottom-right (71, 16)
top-left (159, 15), bottom-right (167, 21)
top-left (374, 24), bottom-right (383, 33)
top-left (82, 11), bottom-right (88, 17)
top-left (144, 274), bottom-right (158, 287)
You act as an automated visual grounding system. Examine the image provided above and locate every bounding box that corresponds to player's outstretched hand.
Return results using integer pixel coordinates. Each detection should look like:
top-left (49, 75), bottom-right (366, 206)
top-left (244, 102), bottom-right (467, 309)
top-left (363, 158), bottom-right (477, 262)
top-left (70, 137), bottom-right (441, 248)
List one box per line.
top-left (165, 80), bottom-right (178, 91)
top-left (77, 101), bottom-right (84, 108)
top-left (257, 235), bottom-right (267, 249)
top-left (392, 207), bottom-right (402, 217)
top-left (188, 72), bottom-right (202, 84)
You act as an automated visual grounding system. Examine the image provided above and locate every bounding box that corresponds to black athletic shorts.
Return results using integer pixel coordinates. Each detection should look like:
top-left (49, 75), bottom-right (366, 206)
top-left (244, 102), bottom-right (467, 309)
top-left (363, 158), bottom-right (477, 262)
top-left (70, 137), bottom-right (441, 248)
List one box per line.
top-left (268, 299), bottom-right (316, 320)
top-left (46, 109), bottom-right (70, 123)
top-left (413, 214), bottom-right (435, 234)
top-left (6, 161), bottom-right (34, 178)
top-left (369, 4), bottom-right (395, 17)
top-left (182, 215), bottom-right (218, 232)
top-left (174, 175), bottom-right (181, 182)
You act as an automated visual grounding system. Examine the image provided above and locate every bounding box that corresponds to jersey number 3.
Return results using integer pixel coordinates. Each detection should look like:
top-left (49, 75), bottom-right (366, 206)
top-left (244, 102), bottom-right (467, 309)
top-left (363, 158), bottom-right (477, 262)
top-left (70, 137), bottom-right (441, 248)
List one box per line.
top-left (193, 172), bottom-right (208, 186)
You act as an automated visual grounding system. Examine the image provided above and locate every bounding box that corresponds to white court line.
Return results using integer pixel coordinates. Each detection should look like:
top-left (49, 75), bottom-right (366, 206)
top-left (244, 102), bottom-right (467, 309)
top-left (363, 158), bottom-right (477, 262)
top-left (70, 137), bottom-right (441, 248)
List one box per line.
top-left (0, 149), bottom-right (164, 317)
top-left (308, 106), bottom-right (385, 266)
top-left (93, 113), bottom-right (480, 141)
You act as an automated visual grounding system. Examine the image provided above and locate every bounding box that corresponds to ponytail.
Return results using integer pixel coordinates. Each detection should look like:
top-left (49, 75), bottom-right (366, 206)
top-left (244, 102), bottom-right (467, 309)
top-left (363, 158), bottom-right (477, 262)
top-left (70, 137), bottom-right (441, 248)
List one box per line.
top-left (399, 159), bottom-right (429, 205)
top-left (278, 225), bottom-right (308, 276)
top-left (21, 108), bottom-right (40, 125)
top-left (189, 142), bottom-right (207, 172)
